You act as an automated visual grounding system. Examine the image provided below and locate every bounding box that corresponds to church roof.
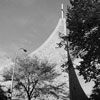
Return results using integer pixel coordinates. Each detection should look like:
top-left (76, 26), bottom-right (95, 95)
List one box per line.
top-left (30, 3), bottom-right (67, 64)
top-left (30, 18), bottom-right (67, 64)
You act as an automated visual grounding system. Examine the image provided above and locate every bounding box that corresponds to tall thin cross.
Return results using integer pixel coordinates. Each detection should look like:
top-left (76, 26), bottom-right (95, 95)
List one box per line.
top-left (61, 3), bottom-right (64, 18)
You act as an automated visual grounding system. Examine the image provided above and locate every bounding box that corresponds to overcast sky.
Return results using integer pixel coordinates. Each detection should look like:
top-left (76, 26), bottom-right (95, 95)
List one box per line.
top-left (0, 0), bottom-right (94, 96)
top-left (0, 0), bottom-right (68, 57)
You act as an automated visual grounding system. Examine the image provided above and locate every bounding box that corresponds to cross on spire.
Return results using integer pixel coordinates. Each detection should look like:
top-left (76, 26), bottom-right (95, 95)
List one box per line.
top-left (61, 3), bottom-right (64, 18)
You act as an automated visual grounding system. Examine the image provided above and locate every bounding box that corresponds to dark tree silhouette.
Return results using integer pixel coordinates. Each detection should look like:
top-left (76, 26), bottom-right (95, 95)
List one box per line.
top-left (59, 0), bottom-right (100, 83)
top-left (0, 85), bottom-right (7, 100)
top-left (67, 0), bottom-right (100, 82)
top-left (58, 0), bottom-right (100, 99)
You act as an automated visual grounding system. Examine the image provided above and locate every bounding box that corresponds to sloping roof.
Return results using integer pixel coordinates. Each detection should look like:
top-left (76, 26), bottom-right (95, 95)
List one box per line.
top-left (30, 18), bottom-right (67, 64)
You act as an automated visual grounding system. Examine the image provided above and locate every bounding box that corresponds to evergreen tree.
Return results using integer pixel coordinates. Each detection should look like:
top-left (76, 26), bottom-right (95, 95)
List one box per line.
top-left (61, 0), bottom-right (100, 84)
top-left (59, 0), bottom-right (100, 99)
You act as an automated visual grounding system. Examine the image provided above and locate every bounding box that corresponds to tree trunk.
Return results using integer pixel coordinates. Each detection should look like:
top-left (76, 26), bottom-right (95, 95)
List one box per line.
top-left (27, 93), bottom-right (31, 100)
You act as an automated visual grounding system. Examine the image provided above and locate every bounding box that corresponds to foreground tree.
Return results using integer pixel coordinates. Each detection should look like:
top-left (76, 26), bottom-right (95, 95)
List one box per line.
top-left (3, 56), bottom-right (68, 100)
top-left (65, 0), bottom-right (100, 82)
top-left (59, 0), bottom-right (100, 84)
top-left (58, 0), bottom-right (100, 99)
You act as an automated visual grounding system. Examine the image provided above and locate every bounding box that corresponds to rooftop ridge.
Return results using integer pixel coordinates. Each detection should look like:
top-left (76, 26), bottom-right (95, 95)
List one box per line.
top-left (30, 18), bottom-right (66, 56)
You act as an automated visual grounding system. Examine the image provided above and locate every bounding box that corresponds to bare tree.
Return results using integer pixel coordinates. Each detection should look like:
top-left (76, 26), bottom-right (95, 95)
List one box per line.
top-left (3, 56), bottom-right (68, 100)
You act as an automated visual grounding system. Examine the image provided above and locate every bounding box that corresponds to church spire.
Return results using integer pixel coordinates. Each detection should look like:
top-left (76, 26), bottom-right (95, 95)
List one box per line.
top-left (61, 3), bottom-right (64, 18)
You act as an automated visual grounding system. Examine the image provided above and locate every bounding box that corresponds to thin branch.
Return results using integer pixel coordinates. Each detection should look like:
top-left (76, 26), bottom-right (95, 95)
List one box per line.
top-left (19, 81), bottom-right (30, 99)
top-left (30, 79), bottom-right (38, 97)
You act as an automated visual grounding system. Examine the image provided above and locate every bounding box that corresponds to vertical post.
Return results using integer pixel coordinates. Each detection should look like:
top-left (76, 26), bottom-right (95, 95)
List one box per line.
top-left (61, 3), bottom-right (64, 18)
top-left (10, 62), bottom-right (15, 100)
top-left (11, 48), bottom-right (27, 100)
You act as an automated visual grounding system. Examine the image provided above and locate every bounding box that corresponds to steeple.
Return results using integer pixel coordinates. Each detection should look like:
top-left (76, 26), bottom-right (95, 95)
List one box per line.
top-left (61, 3), bottom-right (64, 18)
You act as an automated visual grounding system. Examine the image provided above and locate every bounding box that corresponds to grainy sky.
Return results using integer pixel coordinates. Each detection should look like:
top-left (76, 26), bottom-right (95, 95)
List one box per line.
top-left (0, 0), bottom-right (94, 96)
top-left (0, 0), bottom-right (68, 57)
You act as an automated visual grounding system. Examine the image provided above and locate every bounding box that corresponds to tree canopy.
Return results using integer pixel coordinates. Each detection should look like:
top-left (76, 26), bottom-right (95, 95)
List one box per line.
top-left (3, 56), bottom-right (68, 100)
top-left (59, 0), bottom-right (100, 99)
top-left (60, 0), bottom-right (100, 83)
